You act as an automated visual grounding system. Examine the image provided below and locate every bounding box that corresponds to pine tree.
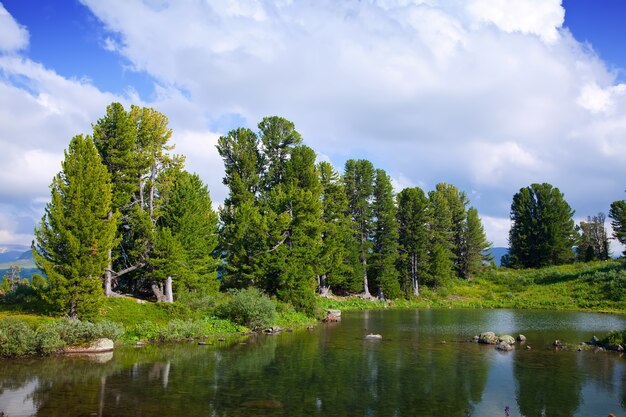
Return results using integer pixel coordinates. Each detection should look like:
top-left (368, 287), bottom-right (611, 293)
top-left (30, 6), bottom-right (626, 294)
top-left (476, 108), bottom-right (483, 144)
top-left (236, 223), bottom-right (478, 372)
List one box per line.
top-left (317, 162), bottom-right (354, 294)
top-left (508, 183), bottom-right (576, 268)
top-left (160, 171), bottom-right (220, 294)
top-left (217, 127), bottom-right (264, 288)
top-left (435, 183), bottom-right (468, 276)
top-left (263, 145), bottom-right (323, 314)
top-left (344, 159), bottom-right (375, 297)
top-left (462, 207), bottom-right (492, 278)
top-left (428, 189), bottom-right (455, 286)
top-left (609, 195), bottom-right (626, 256)
top-left (92, 103), bottom-right (183, 297)
top-left (370, 169), bottom-right (401, 299)
top-left (33, 135), bottom-right (118, 318)
top-left (397, 187), bottom-right (431, 297)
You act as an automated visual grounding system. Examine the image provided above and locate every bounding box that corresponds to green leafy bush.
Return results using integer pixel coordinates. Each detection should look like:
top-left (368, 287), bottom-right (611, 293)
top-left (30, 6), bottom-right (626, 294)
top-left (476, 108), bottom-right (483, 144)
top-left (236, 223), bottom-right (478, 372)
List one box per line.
top-left (35, 323), bottom-right (65, 355)
top-left (51, 318), bottom-right (123, 345)
top-left (216, 288), bottom-right (276, 330)
top-left (0, 318), bottom-right (36, 357)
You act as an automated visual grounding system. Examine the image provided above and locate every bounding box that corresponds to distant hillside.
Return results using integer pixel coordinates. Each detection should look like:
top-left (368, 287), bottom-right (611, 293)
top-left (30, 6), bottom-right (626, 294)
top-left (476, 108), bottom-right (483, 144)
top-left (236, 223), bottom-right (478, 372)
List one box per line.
top-left (0, 244), bottom-right (30, 263)
top-left (0, 245), bottom-right (38, 279)
top-left (487, 247), bottom-right (509, 267)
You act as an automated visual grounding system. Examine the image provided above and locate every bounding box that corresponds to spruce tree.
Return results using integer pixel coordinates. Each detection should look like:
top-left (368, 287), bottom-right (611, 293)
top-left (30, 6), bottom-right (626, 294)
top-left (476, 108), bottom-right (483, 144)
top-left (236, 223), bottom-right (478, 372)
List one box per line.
top-left (462, 207), bottom-right (492, 278)
top-left (397, 187), bottom-right (431, 297)
top-left (317, 162), bottom-right (354, 294)
top-left (508, 183), bottom-right (576, 268)
top-left (609, 196), bottom-right (626, 256)
top-left (428, 189), bottom-right (455, 286)
top-left (435, 183), bottom-right (468, 276)
top-left (216, 127), bottom-right (264, 288)
top-left (370, 169), bottom-right (401, 299)
top-left (344, 159), bottom-right (375, 297)
top-left (160, 171), bottom-right (220, 294)
top-left (34, 135), bottom-right (118, 318)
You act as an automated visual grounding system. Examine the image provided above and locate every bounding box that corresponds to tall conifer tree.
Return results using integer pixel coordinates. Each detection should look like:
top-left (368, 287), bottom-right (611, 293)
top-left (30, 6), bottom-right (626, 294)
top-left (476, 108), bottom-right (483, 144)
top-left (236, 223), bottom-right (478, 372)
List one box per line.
top-left (370, 169), bottom-right (401, 299)
top-left (397, 187), bottom-right (431, 297)
top-left (344, 159), bottom-right (375, 297)
top-left (34, 135), bottom-right (118, 318)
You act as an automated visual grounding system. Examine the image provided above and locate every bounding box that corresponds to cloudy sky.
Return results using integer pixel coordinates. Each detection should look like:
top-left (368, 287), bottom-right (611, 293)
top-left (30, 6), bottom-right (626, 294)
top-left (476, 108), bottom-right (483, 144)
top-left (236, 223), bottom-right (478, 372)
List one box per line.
top-left (0, 0), bottom-right (625, 250)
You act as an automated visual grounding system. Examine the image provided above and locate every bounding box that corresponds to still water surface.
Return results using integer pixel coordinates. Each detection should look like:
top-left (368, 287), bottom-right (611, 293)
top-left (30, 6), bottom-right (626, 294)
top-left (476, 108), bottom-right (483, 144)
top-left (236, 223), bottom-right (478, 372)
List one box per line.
top-left (1, 309), bottom-right (626, 417)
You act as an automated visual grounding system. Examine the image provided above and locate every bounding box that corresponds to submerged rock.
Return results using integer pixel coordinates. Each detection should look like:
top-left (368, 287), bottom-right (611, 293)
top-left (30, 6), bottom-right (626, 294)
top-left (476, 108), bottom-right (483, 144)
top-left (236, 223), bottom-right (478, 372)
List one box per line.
top-left (241, 399), bottom-right (284, 409)
top-left (496, 341), bottom-right (514, 351)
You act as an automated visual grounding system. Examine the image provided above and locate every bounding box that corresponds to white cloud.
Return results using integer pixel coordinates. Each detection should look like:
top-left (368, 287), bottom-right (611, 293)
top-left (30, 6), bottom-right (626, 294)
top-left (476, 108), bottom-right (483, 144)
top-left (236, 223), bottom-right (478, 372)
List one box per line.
top-left (481, 215), bottom-right (511, 247)
top-left (465, 0), bottom-right (564, 43)
top-left (0, 3), bottom-right (28, 52)
top-left (2, 1), bottom-right (626, 249)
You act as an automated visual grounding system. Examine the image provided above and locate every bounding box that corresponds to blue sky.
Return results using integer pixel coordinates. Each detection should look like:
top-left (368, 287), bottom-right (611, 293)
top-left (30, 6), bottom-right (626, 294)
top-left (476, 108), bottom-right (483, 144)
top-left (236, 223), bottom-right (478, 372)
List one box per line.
top-left (1, 0), bottom-right (626, 250)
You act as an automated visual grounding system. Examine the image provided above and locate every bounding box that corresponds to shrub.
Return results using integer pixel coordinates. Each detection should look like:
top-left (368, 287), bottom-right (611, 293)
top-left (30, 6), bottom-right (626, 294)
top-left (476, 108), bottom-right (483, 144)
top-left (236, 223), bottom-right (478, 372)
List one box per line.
top-left (51, 318), bottom-right (123, 345)
top-left (35, 323), bottom-right (65, 355)
top-left (0, 318), bottom-right (36, 357)
top-left (216, 288), bottom-right (276, 330)
top-left (158, 319), bottom-right (204, 341)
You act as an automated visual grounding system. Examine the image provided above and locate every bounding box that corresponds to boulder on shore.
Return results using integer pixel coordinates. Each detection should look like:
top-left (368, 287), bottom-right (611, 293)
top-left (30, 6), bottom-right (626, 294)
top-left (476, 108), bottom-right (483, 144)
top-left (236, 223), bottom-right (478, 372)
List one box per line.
top-left (64, 338), bottom-right (114, 354)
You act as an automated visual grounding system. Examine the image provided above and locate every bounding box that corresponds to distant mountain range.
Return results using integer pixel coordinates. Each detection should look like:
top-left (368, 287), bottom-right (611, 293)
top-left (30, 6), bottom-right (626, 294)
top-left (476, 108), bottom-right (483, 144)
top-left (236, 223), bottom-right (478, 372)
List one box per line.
top-left (486, 247), bottom-right (509, 267)
top-left (0, 244), bottom-right (37, 278)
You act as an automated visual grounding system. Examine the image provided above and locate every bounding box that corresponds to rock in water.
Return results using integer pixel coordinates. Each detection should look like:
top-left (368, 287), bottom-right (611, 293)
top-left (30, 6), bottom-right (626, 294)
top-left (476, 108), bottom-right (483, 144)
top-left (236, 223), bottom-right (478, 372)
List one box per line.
top-left (496, 341), bottom-right (514, 351)
top-left (517, 334), bottom-right (527, 342)
top-left (478, 332), bottom-right (498, 345)
top-left (365, 334), bottom-right (383, 340)
top-left (498, 335), bottom-right (516, 345)
top-left (323, 309), bottom-right (342, 322)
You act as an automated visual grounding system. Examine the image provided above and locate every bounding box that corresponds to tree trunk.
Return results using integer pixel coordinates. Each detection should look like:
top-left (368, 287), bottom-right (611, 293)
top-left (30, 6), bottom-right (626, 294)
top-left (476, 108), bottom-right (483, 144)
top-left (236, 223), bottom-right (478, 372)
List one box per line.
top-left (412, 254), bottom-right (419, 297)
top-left (151, 282), bottom-right (167, 302)
top-left (165, 276), bottom-right (173, 303)
top-left (363, 255), bottom-right (370, 298)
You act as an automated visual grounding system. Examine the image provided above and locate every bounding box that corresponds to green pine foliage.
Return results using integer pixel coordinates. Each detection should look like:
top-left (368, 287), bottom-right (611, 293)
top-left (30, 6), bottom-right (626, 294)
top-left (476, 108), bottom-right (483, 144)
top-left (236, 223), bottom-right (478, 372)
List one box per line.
top-left (397, 187), bottom-right (431, 297)
top-left (34, 135), bottom-right (118, 318)
top-left (343, 159), bottom-right (375, 296)
top-left (370, 169), bottom-right (401, 299)
top-left (609, 196), bottom-right (626, 256)
top-left (317, 162), bottom-right (354, 293)
top-left (160, 171), bottom-right (219, 294)
top-left (427, 189), bottom-right (456, 286)
top-left (462, 207), bottom-right (492, 278)
top-left (508, 183), bottom-right (577, 268)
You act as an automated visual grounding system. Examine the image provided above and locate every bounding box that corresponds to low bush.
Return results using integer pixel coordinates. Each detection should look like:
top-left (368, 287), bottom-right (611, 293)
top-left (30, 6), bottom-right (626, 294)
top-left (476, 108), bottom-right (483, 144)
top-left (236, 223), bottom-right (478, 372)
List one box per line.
top-left (0, 317), bottom-right (36, 357)
top-left (216, 288), bottom-right (276, 330)
top-left (49, 318), bottom-right (124, 346)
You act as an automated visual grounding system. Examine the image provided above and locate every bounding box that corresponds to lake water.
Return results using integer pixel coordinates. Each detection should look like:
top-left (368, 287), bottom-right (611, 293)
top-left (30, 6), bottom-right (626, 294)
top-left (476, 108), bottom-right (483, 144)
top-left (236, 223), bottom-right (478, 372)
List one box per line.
top-left (1, 309), bottom-right (626, 417)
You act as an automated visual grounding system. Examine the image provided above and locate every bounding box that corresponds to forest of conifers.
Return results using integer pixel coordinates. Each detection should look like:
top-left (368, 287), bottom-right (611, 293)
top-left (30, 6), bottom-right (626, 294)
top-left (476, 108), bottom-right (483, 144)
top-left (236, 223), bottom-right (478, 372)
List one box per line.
top-left (31, 103), bottom-right (626, 318)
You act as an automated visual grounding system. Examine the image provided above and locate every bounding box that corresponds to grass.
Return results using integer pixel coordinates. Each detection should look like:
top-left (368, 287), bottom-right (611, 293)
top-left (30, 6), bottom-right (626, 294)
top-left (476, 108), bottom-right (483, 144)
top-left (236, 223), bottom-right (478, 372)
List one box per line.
top-left (321, 260), bottom-right (626, 313)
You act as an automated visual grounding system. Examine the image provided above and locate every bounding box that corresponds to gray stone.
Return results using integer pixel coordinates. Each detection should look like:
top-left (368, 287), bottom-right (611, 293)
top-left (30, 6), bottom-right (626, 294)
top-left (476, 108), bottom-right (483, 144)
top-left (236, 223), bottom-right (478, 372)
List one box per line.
top-left (588, 336), bottom-right (600, 346)
top-left (65, 338), bottom-right (114, 354)
top-left (496, 341), bottom-right (514, 351)
top-left (498, 334), bottom-right (516, 345)
top-left (478, 332), bottom-right (498, 345)
top-left (365, 334), bottom-right (383, 340)
top-left (517, 334), bottom-right (527, 342)
top-left (323, 309), bottom-right (342, 322)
